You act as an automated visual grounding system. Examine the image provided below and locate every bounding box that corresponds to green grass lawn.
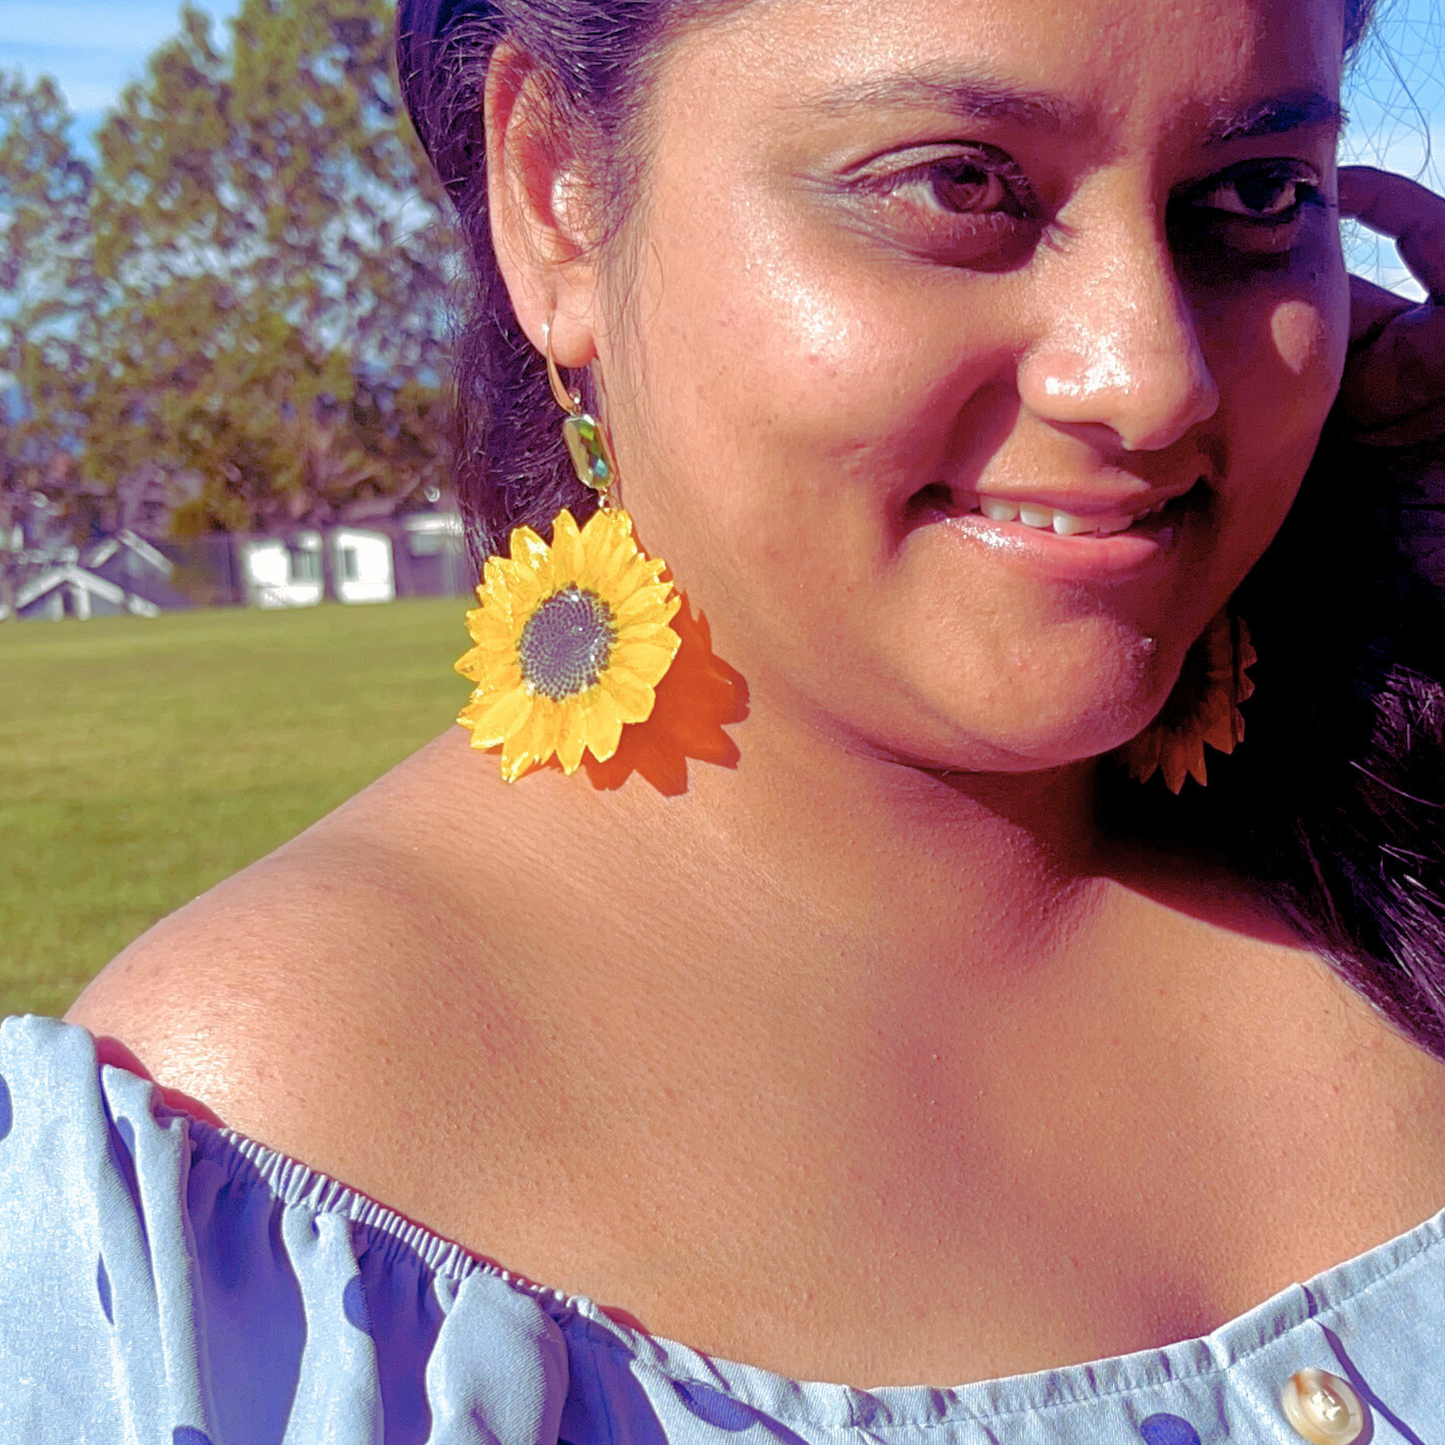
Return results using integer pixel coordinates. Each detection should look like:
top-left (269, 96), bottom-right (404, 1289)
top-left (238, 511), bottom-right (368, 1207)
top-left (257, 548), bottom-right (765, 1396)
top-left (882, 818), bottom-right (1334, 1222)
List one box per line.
top-left (0, 598), bottom-right (471, 1018)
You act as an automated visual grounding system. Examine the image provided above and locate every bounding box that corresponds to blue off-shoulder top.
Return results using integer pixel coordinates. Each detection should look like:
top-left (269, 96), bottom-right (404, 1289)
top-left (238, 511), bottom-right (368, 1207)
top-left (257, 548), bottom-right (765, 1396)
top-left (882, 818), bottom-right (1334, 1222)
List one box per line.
top-left (0, 1015), bottom-right (1439, 1444)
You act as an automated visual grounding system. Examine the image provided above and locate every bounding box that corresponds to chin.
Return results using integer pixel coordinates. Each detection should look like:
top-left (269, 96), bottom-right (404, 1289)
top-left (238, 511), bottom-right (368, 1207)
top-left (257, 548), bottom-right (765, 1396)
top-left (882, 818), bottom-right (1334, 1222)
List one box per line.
top-left (890, 633), bottom-right (1177, 767)
top-left (876, 689), bottom-right (1167, 776)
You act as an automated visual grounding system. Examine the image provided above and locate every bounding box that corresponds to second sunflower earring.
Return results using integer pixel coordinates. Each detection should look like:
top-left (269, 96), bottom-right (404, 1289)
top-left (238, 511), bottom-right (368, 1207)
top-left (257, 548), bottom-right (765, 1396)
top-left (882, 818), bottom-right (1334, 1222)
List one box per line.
top-left (1115, 608), bottom-right (1256, 793)
top-left (454, 327), bottom-right (683, 782)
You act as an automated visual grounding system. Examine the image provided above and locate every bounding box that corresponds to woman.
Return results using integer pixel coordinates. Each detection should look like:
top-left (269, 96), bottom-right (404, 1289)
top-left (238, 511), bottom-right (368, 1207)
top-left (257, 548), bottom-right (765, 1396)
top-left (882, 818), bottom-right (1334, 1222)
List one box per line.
top-left (3, 0), bottom-right (1445, 1438)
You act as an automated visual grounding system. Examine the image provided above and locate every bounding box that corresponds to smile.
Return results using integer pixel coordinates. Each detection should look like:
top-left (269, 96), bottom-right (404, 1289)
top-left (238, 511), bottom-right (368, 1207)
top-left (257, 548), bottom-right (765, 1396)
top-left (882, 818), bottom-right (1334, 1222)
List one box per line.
top-left (970, 494), bottom-right (1173, 536)
top-left (922, 480), bottom-right (1206, 583)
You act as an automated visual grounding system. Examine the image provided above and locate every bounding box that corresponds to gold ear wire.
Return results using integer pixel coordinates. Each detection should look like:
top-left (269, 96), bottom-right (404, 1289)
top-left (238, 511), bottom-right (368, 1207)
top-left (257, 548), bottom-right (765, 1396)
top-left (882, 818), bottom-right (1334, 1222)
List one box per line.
top-left (543, 322), bottom-right (582, 417)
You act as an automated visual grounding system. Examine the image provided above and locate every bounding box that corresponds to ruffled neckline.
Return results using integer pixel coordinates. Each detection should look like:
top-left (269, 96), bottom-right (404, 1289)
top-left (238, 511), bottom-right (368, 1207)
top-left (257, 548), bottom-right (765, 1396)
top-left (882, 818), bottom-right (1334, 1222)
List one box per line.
top-left (183, 1060), bottom-right (1445, 1429)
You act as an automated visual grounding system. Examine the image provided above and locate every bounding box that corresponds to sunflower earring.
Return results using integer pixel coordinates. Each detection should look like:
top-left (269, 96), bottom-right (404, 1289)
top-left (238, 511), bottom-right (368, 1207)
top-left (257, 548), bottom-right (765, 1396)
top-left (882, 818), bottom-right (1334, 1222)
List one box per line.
top-left (1115, 608), bottom-right (1257, 793)
top-left (453, 327), bottom-right (683, 782)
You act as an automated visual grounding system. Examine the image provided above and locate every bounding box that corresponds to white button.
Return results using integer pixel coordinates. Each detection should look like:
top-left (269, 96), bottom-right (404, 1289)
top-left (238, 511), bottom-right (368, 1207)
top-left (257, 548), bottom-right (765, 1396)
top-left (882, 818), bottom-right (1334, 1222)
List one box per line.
top-left (1280, 1369), bottom-right (1367, 1444)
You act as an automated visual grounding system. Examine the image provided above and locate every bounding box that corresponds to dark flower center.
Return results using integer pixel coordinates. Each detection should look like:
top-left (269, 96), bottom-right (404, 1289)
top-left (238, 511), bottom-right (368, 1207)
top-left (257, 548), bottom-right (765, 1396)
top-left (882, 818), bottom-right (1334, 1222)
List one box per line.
top-left (517, 586), bottom-right (615, 700)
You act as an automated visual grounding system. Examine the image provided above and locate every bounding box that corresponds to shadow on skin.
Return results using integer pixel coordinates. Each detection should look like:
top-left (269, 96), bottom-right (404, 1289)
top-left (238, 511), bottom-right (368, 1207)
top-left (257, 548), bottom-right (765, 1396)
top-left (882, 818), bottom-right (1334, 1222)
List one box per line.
top-left (580, 595), bottom-right (749, 797)
top-left (1098, 833), bottom-right (1312, 953)
top-left (597, 1301), bottom-right (655, 1334)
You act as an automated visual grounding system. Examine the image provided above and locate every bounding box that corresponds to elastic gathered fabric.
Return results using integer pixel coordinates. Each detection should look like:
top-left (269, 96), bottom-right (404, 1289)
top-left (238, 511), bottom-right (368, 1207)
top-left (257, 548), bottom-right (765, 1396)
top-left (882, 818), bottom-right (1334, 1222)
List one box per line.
top-left (0, 1014), bottom-right (1439, 1444)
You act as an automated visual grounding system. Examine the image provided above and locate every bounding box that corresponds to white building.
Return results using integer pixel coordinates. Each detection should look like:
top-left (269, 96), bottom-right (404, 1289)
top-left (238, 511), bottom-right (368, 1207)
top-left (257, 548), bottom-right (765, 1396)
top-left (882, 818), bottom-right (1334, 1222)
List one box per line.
top-left (238, 527), bottom-right (396, 609)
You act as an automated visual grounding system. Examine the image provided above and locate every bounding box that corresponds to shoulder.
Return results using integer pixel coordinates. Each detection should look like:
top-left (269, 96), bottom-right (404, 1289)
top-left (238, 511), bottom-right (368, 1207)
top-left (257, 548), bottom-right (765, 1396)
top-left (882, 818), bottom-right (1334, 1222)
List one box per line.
top-left (59, 725), bottom-right (692, 1262)
top-left (64, 730), bottom-right (552, 1191)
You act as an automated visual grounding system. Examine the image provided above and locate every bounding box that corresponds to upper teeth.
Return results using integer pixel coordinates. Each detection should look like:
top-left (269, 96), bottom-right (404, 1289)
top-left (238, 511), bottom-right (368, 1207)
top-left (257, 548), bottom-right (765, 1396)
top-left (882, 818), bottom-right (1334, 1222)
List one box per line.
top-left (976, 496), bottom-right (1167, 535)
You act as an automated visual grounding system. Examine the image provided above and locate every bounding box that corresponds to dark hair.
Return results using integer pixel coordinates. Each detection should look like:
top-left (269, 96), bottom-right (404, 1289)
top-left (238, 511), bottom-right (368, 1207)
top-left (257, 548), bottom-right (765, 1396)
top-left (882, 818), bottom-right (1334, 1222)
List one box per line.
top-left (397, 0), bottom-right (735, 563)
top-left (396, 0), bottom-right (1445, 1062)
top-left (1103, 430), bottom-right (1445, 1057)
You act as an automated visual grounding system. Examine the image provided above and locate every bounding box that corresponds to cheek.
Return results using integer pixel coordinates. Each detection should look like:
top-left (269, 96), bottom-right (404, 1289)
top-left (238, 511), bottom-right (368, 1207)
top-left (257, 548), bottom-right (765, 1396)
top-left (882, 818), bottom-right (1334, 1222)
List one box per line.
top-left (1269, 296), bottom-right (1342, 385)
top-left (638, 146), bottom-right (1013, 462)
top-left (1230, 291), bottom-right (1343, 484)
top-left (1203, 254), bottom-right (1348, 493)
top-left (627, 202), bottom-right (1008, 575)
top-left (1203, 233), bottom-right (1349, 435)
top-left (1192, 276), bottom-right (1346, 609)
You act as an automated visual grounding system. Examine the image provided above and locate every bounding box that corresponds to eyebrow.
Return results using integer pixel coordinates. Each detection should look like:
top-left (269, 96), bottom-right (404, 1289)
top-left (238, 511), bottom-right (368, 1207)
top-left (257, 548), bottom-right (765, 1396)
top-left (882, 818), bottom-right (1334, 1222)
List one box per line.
top-left (1203, 90), bottom-right (1347, 144)
top-left (802, 68), bottom-right (1345, 146)
top-left (801, 66), bottom-right (1086, 133)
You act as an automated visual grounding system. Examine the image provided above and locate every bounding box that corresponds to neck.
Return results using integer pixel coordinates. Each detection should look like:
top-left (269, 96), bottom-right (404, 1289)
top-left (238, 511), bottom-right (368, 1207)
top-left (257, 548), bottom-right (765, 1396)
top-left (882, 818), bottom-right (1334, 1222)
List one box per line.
top-left (671, 683), bottom-right (1111, 985)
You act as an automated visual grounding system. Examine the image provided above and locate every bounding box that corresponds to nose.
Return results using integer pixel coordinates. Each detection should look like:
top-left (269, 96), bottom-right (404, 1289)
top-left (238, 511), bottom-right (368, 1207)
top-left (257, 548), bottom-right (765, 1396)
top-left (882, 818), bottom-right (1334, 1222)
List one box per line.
top-left (1017, 212), bottom-right (1220, 453)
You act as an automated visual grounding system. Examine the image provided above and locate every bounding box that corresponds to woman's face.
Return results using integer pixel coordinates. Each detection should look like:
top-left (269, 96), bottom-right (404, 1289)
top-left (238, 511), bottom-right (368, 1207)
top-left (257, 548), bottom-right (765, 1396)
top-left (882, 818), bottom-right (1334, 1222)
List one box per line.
top-left (588, 0), bottom-right (1350, 771)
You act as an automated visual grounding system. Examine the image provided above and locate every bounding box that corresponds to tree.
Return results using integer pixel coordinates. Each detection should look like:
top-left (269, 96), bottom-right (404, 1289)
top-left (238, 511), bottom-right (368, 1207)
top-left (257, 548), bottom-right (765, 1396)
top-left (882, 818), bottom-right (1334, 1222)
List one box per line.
top-left (0, 71), bottom-right (96, 617)
top-left (0, 3), bottom-right (459, 598)
top-left (82, 0), bottom-right (458, 548)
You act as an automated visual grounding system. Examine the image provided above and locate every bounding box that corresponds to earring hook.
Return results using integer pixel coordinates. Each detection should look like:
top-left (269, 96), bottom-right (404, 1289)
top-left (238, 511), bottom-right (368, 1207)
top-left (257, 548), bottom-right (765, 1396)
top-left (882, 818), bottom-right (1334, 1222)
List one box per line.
top-left (543, 322), bottom-right (582, 417)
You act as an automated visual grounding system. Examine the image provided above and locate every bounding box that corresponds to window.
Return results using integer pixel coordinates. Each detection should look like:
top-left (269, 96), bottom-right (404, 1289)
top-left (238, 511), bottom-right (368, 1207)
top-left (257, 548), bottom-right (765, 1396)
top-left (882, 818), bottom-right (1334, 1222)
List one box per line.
top-left (291, 547), bottom-right (321, 582)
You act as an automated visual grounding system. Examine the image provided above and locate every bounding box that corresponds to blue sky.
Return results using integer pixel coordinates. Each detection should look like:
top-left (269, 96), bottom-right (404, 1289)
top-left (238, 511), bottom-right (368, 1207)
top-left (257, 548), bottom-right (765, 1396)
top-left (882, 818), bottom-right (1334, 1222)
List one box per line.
top-left (0, 0), bottom-right (240, 134)
top-left (0, 0), bottom-right (1440, 293)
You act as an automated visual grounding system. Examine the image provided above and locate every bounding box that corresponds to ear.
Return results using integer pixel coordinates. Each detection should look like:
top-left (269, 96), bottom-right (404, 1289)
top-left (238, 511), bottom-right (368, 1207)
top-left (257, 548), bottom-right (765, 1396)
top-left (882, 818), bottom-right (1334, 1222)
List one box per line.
top-left (485, 42), bottom-right (603, 371)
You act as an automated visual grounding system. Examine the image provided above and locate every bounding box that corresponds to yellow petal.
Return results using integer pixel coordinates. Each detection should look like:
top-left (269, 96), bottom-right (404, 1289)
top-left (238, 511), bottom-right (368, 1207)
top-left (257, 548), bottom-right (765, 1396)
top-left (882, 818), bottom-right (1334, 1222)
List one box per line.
top-left (599, 666), bottom-right (656, 722)
top-left (472, 603), bottom-right (509, 643)
top-left (1160, 733), bottom-right (1205, 794)
top-left (460, 686), bottom-right (532, 747)
top-left (478, 559), bottom-right (522, 618)
top-left (549, 509), bottom-right (584, 585)
top-left (459, 618), bottom-right (516, 653)
top-left (500, 702), bottom-right (543, 780)
top-left (464, 599), bottom-right (515, 641)
top-left (581, 685), bottom-right (625, 762)
top-left (483, 656), bottom-right (524, 692)
top-left (612, 586), bottom-right (676, 626)
top-left (509, 524), bottom-right (550, 569)
top-left (528, 698), bottom-right (563, 764)
top-left (482, 554), bottom-right (513, 591)
top-left (572, 543), bottom-right (621, 597)
top-left (554, 697), bottom-right (587, 774)
top-left (501, 696), bottom-right (562, 781)
top-left (611, 638), bottom-right (680, 689)
top-left (574, 512), bottom-right (636, 591)
top-left (458, 631), bottom-right (493, 669)
top-left (599, 553), bottom-right (660, 604)
top-left (580, 505), bottom-right (631, 549)
top-left (614, 618), bottom-right (681, 650)
top-left (455, 647), bottom-right (506, 685)
top-left (456, 625), bottom-right (516, 666)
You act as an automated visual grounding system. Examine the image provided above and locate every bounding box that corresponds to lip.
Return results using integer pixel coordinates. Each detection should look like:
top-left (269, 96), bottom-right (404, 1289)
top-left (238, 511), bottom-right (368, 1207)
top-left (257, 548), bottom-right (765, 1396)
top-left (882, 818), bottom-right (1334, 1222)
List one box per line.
top-left (927, 503), bottom-right (1184, 584)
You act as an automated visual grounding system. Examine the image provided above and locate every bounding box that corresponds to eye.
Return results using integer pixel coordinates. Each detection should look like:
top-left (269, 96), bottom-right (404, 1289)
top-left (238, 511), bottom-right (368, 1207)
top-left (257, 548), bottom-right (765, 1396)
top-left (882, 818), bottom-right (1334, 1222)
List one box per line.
top-left (1171, 160), bottom-right (1326, 256)
top-left (861, 147), bottom-right (1029, 219)
top-left (837, 144), bottom-right (1039, 266)
top-left (899, 156), bottom-right (1014, 214)
top-left (1198, 170), bottom-right (1316, 219)
top-left (1180, 160), bottom-right (1325, 225)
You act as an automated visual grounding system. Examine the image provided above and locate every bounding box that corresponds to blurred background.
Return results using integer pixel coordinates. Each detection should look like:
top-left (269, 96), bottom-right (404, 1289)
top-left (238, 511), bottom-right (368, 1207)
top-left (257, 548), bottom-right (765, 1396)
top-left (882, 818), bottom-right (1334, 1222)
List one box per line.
top-left (0, 0), bottom-right (1441, 1017)
top-left (0, 0), bottom-right (468, 1015)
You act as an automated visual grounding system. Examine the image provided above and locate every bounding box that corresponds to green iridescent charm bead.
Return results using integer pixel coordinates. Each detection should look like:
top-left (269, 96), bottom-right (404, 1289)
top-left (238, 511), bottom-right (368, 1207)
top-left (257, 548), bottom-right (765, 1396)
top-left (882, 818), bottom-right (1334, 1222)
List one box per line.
top-left (563, 413), bottom-right (614, 494)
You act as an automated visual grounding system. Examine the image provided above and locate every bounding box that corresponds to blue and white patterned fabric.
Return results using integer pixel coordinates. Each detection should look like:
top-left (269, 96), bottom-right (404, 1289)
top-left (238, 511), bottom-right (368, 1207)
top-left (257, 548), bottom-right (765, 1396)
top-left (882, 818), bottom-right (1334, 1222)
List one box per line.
top-left (0, 1013), bottom-right (1438, 1443)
